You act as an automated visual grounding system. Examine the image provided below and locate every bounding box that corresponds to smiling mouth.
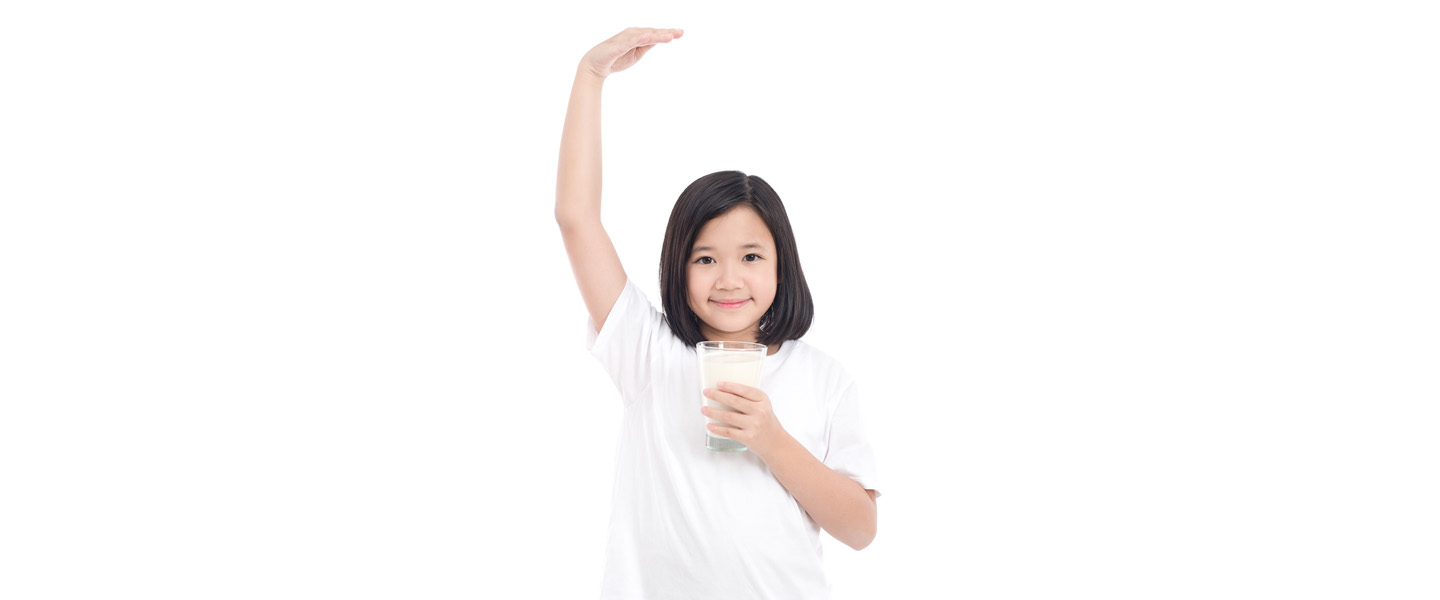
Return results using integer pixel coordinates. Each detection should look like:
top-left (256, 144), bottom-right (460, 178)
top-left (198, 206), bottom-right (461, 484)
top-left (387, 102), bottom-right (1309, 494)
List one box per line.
top-left (712, 299), bottom-right (750, 310)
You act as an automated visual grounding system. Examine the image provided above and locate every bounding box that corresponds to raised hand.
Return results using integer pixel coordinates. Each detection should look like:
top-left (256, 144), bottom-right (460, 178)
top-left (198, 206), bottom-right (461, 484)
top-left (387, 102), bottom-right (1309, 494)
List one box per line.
top-left (580, 27), bottom-right (684, 80)
top-left (556, 27), bottom-right (682, 333)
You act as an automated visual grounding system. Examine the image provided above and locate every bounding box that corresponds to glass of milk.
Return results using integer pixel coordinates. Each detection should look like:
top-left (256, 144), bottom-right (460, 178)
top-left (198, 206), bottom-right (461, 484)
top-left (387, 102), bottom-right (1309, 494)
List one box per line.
top-left (697, 341), bottom-right (767, 452)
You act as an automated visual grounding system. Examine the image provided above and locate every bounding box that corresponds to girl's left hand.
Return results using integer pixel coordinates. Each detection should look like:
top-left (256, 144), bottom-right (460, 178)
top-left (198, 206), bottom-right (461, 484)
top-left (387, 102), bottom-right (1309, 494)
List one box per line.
top-left (702, 382), bottom-right (792, 459)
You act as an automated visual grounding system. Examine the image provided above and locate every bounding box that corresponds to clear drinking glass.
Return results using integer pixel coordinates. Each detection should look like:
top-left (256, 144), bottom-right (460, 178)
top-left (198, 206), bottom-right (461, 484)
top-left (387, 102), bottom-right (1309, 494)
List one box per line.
top-left (697, 341), bottom-right (767, 452)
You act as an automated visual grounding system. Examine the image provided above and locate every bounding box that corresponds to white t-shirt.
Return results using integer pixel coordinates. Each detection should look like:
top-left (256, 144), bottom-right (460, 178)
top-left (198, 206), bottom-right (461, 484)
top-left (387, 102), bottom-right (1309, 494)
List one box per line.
top-left (585, 278), bottom-right (882, 600)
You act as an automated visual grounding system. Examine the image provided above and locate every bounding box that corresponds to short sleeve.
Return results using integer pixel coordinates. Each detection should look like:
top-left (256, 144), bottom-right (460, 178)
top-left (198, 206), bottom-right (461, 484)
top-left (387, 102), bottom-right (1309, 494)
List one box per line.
top-left (823, 380), bottom-right (882, 500)
top-left (585, 278), bottom-right (668, 408)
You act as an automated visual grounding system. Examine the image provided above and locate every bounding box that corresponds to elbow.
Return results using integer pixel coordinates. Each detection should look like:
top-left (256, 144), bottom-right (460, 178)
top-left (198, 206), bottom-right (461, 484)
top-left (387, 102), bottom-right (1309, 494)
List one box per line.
top-left (555, 209), bottom-right (599, 232)
top-left (553, 202), bottom-right (575, 227)
top-left (845, 511), bottom-right (878, 551)
top-left (846, 528), bottom-right (876, 551)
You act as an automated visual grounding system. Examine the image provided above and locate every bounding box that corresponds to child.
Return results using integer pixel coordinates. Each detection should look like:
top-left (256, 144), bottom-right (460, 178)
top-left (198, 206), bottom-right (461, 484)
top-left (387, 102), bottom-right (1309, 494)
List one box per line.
top-left (555, 27), bottom-right (882, 599)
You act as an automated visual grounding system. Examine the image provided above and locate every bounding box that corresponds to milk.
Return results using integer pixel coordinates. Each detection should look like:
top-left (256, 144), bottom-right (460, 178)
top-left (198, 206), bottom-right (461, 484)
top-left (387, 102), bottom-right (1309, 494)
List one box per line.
top-left (698, 351), bottom-right (765, 440)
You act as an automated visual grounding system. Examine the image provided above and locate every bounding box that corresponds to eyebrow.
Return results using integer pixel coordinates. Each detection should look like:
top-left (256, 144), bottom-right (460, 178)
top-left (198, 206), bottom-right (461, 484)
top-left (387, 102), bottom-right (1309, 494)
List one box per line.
top-left (691, 243), bottom-right (768, 254)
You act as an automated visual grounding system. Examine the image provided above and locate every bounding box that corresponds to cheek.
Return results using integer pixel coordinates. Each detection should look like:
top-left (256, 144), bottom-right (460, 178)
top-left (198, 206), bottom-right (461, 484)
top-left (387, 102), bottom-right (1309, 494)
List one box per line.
top-left (753, 276), bottom-right (778, 308)
top-left (685, 271), bottom-right (704, 305)
top-left (761, 269), bottom-right (779, 301)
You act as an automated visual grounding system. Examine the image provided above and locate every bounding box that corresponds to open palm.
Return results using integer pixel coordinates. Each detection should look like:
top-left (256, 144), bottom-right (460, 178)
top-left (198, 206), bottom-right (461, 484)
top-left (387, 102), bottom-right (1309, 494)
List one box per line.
top-left (581, 27), bottom-right (683, 79)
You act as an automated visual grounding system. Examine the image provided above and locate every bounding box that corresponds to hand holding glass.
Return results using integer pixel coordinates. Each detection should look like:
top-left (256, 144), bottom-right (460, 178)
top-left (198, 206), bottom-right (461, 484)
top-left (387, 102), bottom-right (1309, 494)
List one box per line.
top-left (696, 341), bottom-right (766, 452)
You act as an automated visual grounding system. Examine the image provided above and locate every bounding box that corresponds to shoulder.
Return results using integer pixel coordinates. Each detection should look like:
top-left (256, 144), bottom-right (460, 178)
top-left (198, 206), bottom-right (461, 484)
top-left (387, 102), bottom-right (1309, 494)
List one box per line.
top-left (777, 339), bottom-right (856, 389)
top-left (588, 276), bottom-right (688, 357)
top-left (619, 278), bottom-right (675, 332)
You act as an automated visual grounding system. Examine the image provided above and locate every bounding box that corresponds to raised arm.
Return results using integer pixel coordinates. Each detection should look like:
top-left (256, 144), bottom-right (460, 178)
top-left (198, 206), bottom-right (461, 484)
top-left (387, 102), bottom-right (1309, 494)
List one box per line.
top-left (555, 27), bottom-right (682, 333)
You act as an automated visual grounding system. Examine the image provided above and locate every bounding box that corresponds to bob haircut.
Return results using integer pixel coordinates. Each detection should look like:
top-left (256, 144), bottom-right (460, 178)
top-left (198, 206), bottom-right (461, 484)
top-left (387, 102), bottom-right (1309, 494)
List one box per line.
top-left (659, 170), bottom-right (814, 348)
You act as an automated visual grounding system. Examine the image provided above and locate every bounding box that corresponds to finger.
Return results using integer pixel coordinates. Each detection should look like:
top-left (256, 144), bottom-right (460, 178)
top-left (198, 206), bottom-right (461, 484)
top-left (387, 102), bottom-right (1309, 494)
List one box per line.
top-left (629, 27), bottom-right (682, 47)
top-left (703, 387), bottom-right (749, 413)
top-left (707, 422), bottom-right (742, 439)
top-left (641, 27), bottom-right (683, 40)
top-left (716, 381), bottom-right (763, 402)
top-left (702, 404), bottom-right (744, 427)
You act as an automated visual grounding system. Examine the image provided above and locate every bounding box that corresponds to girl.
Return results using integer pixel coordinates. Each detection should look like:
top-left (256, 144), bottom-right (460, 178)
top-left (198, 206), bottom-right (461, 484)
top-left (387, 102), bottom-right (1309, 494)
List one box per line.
top-left (555, 27), bottom-right (881, 599)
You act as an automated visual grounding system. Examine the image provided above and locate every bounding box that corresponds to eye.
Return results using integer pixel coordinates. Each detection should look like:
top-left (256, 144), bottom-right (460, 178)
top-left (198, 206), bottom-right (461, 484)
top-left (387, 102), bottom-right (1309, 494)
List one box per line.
top-left (694, 256), bottom-right (714, 265)
top-left (744, 254), bottom-right (761, 262)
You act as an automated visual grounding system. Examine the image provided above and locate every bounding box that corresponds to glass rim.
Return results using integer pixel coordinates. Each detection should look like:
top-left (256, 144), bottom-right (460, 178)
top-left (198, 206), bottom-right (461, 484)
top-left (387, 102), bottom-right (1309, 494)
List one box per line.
top-left (696, 340), bottom-right (766, 352)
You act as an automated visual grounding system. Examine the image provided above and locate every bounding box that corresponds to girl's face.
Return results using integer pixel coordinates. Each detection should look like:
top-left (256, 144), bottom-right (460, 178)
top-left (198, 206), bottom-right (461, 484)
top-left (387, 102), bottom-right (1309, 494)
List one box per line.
top-left (686, 205), bottom-right (778, 345)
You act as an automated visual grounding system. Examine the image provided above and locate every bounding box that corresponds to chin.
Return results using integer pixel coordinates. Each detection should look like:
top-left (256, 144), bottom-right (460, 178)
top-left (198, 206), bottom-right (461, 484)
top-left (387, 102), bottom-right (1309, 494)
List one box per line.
top-left (709, 321), bottom-right (762, 338)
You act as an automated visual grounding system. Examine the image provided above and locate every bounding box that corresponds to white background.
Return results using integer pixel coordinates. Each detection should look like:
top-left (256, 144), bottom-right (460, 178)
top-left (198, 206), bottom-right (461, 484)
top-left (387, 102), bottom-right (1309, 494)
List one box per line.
top-left (3, 1), bottom-right (1437, 598)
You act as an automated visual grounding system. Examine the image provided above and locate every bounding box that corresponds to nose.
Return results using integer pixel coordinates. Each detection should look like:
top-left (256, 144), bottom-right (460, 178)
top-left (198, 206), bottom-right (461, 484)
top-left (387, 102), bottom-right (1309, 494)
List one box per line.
top-left (716, 261), bottom-right (742, 290)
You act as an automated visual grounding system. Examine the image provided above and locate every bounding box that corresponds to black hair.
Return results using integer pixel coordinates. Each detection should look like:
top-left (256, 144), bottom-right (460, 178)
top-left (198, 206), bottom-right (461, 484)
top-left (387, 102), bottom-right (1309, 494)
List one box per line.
top-left (659, 170), bottom-right (814, 348)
